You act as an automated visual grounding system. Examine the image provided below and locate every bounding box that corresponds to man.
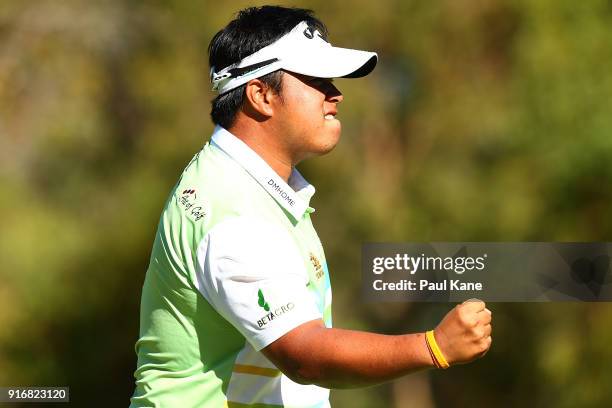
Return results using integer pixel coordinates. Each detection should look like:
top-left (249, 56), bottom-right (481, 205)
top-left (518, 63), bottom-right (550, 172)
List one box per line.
top-left (131, 6), bottom-right (492, 407)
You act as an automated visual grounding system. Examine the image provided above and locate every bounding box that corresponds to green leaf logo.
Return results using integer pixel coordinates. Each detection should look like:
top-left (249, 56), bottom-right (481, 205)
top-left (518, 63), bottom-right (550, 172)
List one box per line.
top-left (257, 289), bottom-right (270, 312)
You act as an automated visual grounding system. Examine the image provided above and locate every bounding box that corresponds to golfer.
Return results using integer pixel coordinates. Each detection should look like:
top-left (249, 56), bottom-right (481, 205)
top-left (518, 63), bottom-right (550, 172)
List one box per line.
top-left (131, 6), bottom-right (492, 407)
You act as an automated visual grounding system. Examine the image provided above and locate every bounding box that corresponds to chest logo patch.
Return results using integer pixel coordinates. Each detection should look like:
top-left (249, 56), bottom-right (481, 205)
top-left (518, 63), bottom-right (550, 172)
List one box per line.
top-left (310, 253), bottom-right (324, 281)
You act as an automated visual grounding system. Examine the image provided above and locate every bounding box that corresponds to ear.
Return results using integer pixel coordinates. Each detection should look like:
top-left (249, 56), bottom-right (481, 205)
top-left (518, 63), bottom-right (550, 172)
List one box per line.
top-left (244, 79), bottom-right (277, 118)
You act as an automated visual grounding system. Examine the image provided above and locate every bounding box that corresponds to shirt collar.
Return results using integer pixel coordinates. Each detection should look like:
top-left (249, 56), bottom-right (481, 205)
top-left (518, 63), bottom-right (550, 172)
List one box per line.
top-left (210, 126), bottom-right (316, 221)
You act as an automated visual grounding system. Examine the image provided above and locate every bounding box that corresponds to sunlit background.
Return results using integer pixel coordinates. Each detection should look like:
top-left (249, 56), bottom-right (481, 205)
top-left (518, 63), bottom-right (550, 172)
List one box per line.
top-left (1, 0), bottom-right (612, 406)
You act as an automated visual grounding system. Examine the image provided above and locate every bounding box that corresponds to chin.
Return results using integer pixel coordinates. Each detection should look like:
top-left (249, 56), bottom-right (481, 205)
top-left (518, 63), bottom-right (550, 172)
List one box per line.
top-left (297, 123), bottom-right (342, 160)
top-left (316, 131), bottom-right (341, 155)
top-left (300, 134), bottom-right (340, 161)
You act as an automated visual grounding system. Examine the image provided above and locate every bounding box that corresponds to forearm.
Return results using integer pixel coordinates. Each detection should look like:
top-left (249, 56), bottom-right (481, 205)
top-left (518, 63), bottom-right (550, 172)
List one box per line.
top-left (264, 301), bottom-right (492, 389)
top-left (266, 323), bottom-right (434, 389)
top-left (304, 327), bottom-right (433, 388)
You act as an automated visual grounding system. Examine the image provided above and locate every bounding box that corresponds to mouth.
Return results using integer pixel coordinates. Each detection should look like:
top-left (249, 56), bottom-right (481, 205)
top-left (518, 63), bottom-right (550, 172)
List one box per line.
top-left (324, 111), bottom-right (338, 120)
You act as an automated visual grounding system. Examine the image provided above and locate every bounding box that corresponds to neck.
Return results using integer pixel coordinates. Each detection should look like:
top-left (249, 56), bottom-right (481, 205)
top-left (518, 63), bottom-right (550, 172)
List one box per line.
top-left (228, 119), bottom-right (294, 182)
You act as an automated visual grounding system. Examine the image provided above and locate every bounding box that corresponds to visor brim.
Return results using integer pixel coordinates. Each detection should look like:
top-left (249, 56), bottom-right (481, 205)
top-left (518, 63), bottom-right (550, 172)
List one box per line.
top-left (282, 46), bottom-right (378, 79)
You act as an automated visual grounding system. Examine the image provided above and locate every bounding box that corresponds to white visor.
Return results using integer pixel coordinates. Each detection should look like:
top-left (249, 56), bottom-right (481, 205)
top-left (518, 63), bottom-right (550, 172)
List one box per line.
top-left (210, 21), bottom-right (378, 95)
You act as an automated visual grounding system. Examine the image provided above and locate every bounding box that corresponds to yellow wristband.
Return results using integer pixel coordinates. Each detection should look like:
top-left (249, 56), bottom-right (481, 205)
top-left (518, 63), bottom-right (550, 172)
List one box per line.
top-left (426, 330), bottom-right (450, 369)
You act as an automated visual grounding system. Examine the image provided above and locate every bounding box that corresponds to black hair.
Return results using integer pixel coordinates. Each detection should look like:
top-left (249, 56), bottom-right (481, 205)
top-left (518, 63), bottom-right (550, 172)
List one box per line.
top-left (208, 6), bottom-right (328, 129)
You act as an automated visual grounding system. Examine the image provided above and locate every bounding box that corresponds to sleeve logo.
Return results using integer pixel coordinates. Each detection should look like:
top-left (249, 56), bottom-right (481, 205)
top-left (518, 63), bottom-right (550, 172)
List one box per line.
top-left (256, 288), bottom-right (295, 328)
top-left (257, 289), bottom-right (270, 312)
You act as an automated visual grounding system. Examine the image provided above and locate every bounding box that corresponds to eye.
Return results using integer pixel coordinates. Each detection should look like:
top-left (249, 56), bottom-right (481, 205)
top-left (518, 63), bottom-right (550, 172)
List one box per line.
top-left (309, 78), bottom-right (334, 88)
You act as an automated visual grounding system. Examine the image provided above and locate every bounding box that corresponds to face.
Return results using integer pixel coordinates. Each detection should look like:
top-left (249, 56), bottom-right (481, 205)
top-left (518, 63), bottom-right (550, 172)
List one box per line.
top-left (272, 71), bottom-right (344, 163)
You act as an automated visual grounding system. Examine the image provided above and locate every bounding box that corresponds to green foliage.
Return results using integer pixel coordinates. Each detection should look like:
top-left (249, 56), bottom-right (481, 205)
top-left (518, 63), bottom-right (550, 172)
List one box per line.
top-left (1, 1), bottom-right (611, 406)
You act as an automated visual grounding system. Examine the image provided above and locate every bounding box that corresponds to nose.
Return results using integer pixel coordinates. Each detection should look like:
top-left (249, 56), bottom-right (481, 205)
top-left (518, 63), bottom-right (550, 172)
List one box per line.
top-left (326, 83), bottom-right (343, 104)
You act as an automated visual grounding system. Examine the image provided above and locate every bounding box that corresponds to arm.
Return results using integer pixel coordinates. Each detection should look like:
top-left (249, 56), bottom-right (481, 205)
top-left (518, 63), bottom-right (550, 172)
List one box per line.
top-left (197, 219), bottom-right (492, 387)
top-left (262, 300), bottom-right (493, 389)
top-left (263, 320), bottom-right (432, 388)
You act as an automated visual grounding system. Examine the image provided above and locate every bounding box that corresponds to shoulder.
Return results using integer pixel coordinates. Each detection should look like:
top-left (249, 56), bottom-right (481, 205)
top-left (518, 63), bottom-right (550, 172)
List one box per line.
top-left (167, 143), bottom-right (266, 226)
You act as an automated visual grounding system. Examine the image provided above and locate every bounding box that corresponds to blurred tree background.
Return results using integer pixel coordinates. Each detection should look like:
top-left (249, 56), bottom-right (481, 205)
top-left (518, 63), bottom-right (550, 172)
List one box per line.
top-left (1, 0), bottom-right (611, 407)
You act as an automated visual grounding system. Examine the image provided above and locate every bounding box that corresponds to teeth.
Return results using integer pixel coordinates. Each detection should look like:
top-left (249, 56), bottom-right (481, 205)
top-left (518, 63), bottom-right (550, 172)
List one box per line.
top-left (325, 114), bottom-right (335, 120)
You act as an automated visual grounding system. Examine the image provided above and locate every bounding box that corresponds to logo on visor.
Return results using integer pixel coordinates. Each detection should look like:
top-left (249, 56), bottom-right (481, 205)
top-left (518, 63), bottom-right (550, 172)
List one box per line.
top-left (303, 26), bottom-right (324, 40)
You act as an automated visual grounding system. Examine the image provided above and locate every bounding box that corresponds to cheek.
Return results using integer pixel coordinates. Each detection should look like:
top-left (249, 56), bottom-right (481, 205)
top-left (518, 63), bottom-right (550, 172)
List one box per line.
top-left (294, 102), bottom-right (324, 132)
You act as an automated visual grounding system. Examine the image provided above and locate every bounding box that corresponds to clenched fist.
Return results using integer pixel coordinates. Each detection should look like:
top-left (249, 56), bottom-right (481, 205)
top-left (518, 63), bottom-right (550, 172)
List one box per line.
top-left (433, 299), bottom-right (492, 366)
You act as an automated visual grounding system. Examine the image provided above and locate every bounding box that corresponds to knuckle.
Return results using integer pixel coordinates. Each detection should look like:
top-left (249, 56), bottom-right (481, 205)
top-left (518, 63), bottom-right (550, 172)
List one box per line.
top-left (457, 309), bottom-right (472, 322)
top-left (466, 317), bottom-right (478, 328)
top-left (456, 305), bottom-right (466, 317)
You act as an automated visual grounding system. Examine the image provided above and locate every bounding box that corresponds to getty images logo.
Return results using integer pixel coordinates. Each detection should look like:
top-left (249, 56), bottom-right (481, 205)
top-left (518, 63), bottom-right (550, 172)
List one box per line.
top-left (256, 289), bottom-right (295, 328)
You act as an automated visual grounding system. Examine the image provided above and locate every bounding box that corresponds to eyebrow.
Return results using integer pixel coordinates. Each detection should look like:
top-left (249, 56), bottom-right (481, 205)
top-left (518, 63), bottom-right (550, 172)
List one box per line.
top-left (292, 73), bottom-right (335, 87)
top-left (310, 77), bottom-right (334, 83)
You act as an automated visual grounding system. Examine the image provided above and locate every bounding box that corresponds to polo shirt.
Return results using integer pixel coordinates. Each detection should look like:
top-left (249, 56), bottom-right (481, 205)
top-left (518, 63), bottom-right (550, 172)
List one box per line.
top-left (130, 126), bottom-right (333, 408)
